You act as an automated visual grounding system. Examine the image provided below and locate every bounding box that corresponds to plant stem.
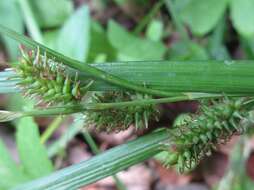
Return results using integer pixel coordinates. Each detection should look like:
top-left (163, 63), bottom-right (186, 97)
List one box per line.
top-left (19, 93), bottom-right (222, 118)
top-left (82, 130), bottom-right (127, 190)
top-left (47, 115), bottom-right (84, 158)
top-left (82, 130), bottom-right (100, 154)
top-left (40, 116), bottom-right (64, 144)
top-left (13, 129), bottom-right (170, 190)
top-left (18, 0), bottom-right (44, 43)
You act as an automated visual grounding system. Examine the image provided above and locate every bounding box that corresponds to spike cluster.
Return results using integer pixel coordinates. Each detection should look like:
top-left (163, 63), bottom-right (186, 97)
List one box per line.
top-left (163, 98), bottom-right (251, 173)
top-left (14, 47), bottom-right (93, 105)
top-left (87, 92), bottom-right (160, 132)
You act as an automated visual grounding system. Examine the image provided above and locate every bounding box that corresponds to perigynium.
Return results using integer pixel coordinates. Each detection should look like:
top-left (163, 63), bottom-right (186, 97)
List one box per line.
top-left (163, 98), bottom-right (253, 173)
top-left (13, 46), bottom-right (93, 106)
top-left (86, 91), bottom-right (160, 132)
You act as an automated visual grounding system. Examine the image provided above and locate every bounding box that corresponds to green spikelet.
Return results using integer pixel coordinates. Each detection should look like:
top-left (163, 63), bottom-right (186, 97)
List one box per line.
top-left (87, 92), bottom-right (160, 132)
top-left (163, 98), bottom-right (252, 173)
top-left (14, 46), bottom-right (93, 105)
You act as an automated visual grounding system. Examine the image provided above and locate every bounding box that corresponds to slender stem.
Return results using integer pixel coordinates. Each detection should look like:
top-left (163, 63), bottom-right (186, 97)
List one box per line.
top-left (133, 0), bottom-right (164, 34)
top-left (40, 116), bottom-right (64, 144)
top-left (19, 93), bottom-right (223, 118)
top-left (18, 0), bottom-right (44, 43)
top-left (85, 93), bottom-right (220, 110)
top-left (82, 130), bottom-right (100, 154)
top-left (82, 130), bottom-right (127, 190)
top-left (47, 115), bottom-right (84, 158)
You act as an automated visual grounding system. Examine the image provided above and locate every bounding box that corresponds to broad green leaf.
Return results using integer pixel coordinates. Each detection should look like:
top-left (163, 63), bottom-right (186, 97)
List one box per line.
top-left (145, 19), bottom-right (163, 42)
top-left (87, 21), bottom-right (116, 62)
top-left (180, 0), bottom-right (228, 35)
top-left (16, 117), bottom-right (53, 179)
top-left (0, 0), bottom-right (24, 60)
top-left (107, 20), bottom-right (166, 61)
top-left (28, 0), bottom-right (73, 28)
top-left (169, 41), bottom-right (208, 60)
top-left (230, 0), bottom-right (254, 37)
top-left (56, 5), bottom-right (90, 62)
top-left (0, 139), bottom-right (28, 189)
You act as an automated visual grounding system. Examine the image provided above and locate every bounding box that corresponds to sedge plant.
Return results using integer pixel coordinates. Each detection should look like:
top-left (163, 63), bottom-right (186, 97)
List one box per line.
top-left (0, 23), bottom-right (254, 190)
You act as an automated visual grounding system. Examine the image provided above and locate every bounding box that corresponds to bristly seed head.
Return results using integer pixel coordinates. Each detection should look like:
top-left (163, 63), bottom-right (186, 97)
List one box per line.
top-left (14, 46), bottom-right (93, 105)
top-left (163, 98), bottom-right (251, 173)
top-left (87, 92), bottom-right (160, 132)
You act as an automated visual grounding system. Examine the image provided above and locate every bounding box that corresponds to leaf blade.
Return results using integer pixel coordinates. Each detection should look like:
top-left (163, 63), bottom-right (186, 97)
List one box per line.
top-left (13, 129), bottom-right (169, 190)
top-left (56, 5), bottom-right (90, 62)
top-left (16, 117), bottom-right (54, 179)
top-left (0, 139), bottom-right (28, 189)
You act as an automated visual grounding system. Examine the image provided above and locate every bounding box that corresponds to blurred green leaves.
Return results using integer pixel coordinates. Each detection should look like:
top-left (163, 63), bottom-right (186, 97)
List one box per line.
top-left (28, 0), bottom-right (73, 28)
top-left (0, 0), bottom-right (24, 60)
top-left (177, 0), bottom-right (254, 37)
top-left (16, 117), bottom-right (54, 178)
top-left (0, 140), bottom-right (28, 189)
top-left (230, 0), bottom-right (254, 37)
top-left (216, 138), bottom-right (254, 190)
top-left (145, 19), bottom-right (163, 42)
top-left (87, 21), bottom-right (115, 62)
top-left (179, 0), bottom-right (228, 36)
top-left (107, 20), bottom-right (166, 61)
top-left (56, 5), bottom-right (90, 62)
top-left (0, 116), bottom-right (53, 190)
top-left (169, 41), bottom-right (208, 60)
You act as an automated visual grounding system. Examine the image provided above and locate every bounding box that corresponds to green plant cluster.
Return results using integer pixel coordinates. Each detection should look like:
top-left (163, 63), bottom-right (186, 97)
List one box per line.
top-left (15, 47), bottom-right (93, 105)
top-left (163, 98), bottom-right (254, 173)
top-left (87, 91), bottom-right (160, 132)
top-left (1, 0), bottom-right (254, 189)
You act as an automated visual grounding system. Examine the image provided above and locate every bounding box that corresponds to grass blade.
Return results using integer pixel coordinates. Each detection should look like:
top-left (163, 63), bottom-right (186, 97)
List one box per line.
top-left (13, 129), bottom-right (169, 190)
top-left (2, 59), bottom-right (254, 95)
top-left (0, 25), bottom-right (175, 97)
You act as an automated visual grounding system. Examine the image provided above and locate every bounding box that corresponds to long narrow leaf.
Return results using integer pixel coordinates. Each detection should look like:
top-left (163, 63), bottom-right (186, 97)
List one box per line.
top-left (2, 59), bottom-right (254, 94)
top-left (0, 25), bottom-right (174, 97)
top-left (13, 129), bottom-right (169, 190)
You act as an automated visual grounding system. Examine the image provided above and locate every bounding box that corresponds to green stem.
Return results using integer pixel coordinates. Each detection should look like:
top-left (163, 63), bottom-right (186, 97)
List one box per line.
top-left (82, 130), bottom-right (127, 190)
top-left (133, 0), bottom-right (164, 34)
top-left (82, 130), bottom-right (100, 154)
top-left (18, 0), bottom-right (44, 43)
top-left (40, 116), bottom-right (64, 144)
top-left (47, 114), bottom-right (84, 158)
top-left (19, 93), bottom-right (223, 118)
